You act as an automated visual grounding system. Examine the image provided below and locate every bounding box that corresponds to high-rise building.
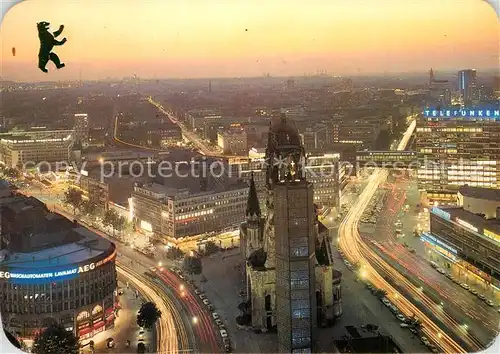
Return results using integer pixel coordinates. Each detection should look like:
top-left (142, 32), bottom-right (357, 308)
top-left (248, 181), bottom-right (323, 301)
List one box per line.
top-left (74, 113), bottom-right (89, 147)
top-left (416, 109), bottom-right (500, 203)
top-left (458, 69), bottom-right (478, 104)
top-left (240, 114), bottom-right (343, 352)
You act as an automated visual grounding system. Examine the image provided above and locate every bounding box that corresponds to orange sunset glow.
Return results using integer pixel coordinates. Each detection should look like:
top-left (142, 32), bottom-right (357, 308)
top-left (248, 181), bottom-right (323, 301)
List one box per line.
top-left (0, 0), bottom-right (498, 81)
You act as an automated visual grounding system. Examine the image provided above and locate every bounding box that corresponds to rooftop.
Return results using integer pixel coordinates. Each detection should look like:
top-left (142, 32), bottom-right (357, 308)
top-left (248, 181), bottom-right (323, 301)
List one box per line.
top-left (0, 227), bottom-right (113, 270)
top-left (0, 196), bottom-right (114, 270)
top-left (436, 206), bottom-right (500, 235)
top-left (458, 185), bottom-right (500, 203)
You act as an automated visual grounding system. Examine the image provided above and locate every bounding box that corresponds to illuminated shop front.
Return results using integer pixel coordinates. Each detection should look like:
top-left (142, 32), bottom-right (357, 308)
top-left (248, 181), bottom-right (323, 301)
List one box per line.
top-left (425, 205), bottom-right (500, 294)
top-left (0, 248), bottom-right (118, 341)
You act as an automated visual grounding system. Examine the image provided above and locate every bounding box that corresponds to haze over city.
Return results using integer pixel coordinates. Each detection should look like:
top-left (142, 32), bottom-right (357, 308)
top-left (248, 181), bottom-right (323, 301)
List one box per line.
top-left (1, 0), bottom-right (499, 81)
top-left (1, 1), bottom-right (500, 354)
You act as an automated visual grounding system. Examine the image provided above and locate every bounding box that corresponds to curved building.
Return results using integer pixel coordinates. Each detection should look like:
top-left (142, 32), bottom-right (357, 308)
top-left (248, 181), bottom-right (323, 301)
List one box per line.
top-left (0, 194), bottom-right (117, 341)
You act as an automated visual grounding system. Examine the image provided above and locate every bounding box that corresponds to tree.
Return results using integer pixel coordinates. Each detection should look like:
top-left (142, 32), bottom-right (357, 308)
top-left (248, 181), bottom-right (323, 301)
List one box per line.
top-left (31, 323), bottom-right (79, 354)
top-left (81, 200), bottom-right (99, 221)
top-left (114, 215), bottom-right (128, 236)
top-left (183, 256), bottom-right (203, 278)
top-left (204, 240), bottom-right (220, 255)
top-left (103, 209), bottom-right (119, 236)
top-left (166, 246), bottom-right (185, 260)
top-left (137, 301), bottom-right (162, 330)
top-left (64, 187), bottom-right (83, 215)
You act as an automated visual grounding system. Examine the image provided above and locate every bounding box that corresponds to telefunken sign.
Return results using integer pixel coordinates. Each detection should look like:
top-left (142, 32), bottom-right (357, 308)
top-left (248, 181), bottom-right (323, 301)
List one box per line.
top-left (0, 250), bottom-right (116, 281)
top-left (423, 108), bottom-right (499, 120)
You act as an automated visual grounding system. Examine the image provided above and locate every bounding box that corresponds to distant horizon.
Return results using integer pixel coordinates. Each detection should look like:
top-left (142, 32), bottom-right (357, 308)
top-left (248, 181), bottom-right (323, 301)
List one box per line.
top-left (2, 67), bottom-right (499, 84)
top-left (1, 0), bottom-right (498, 82)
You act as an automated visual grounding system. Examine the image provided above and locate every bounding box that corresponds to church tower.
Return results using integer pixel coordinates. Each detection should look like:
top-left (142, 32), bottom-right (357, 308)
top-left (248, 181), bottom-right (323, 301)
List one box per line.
top-left (245, 172), bottom-right (262, 257)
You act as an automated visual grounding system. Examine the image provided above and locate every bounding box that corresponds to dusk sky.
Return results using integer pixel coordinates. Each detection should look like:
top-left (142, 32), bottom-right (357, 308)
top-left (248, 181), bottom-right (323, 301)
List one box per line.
top-left (1, 0), bottom-right (498, 82)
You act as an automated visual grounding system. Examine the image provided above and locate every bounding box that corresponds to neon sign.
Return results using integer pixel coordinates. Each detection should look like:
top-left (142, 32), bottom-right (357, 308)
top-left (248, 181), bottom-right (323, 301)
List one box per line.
top-left (0, 250), bottom-right (116, 281)
top-left (456, 218), bottom-right (479, 233)
top-left (423, 109), bottom-right (499, 120)
top-left (421, 232), bottom-right (458, 255)
top-left (431, 207), bottom-right (451, 220)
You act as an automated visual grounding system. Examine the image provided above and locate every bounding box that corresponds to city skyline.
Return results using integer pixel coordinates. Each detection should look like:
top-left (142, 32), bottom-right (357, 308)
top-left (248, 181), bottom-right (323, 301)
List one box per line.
top-left (1, 0), bottom-right (499, 82)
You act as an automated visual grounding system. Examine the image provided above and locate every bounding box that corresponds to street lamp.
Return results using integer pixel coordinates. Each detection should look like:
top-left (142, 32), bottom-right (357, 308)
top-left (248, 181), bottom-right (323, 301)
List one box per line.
top-left (158, 261), bottom-right (162, 267)
top-left (179, 284), bottom-right (184, 291)
top-left (192, 316), bottom-right (198, 324)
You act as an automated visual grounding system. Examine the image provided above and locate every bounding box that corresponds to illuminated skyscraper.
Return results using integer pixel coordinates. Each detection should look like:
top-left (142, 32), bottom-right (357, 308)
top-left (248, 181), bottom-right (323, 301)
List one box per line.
top-left (458, 69), bottom-right (477, 104)
top-left (74, 113), bottom-right (89, 147)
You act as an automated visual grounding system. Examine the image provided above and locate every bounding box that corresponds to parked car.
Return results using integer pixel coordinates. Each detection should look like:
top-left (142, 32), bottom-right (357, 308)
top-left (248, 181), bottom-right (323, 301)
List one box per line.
top-left (460, 283), bottom-right (470, 290)
top-left (469, 288), bottom-right (478, 295)
top-left (485, 299), bottom-right (494, 307)
top-left (220, 329), bottom-right (228, 338)
top-left (212, 312), bottom-right (219, 320)
top-left (203, 299), bottom-right (210, 306)
top-left (215, 319), bottom-right (223, 326)
top-left (396, 314), bottom-right (406, 322)
top-left (478, 294), bottom-right (486, 301)
top-left (199, 294), bottom-right (206, 300)
top-left (400, 323), bottom-right (410, 328)
top-left (194, 289), bottom-right (201, 295)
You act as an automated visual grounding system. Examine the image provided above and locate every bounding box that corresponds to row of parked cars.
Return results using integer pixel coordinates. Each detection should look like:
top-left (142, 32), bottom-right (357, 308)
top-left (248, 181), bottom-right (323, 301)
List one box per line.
top-left (379, 295), bottom-right (439, 353)
top-left (169, 267), bottom-right (233, 353)
top-left (430, 262), bottom-right (496, 308)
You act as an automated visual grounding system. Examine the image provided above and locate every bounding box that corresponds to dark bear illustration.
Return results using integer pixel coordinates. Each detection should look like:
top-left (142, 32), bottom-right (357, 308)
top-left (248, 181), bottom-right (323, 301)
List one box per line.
top-left (37, 21), bottom-right (67, 73)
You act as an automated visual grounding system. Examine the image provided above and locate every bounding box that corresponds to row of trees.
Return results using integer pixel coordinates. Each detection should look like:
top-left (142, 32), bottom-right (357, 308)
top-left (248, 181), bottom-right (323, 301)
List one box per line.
top-left (64, 187), bottom-right (128, 236)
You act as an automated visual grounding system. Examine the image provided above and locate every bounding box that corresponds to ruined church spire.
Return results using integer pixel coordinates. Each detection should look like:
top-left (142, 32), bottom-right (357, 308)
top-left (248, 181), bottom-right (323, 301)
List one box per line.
top-left (246, 172), bottom-right (261, 218)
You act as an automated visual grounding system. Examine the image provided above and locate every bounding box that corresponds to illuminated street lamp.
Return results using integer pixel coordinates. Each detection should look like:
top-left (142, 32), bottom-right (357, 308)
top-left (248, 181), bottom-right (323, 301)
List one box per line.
top-left (437, 332), bottom-right (442, 339)
top-left (179, 284), bottom-right (185, 291)
top-left (158, 261), bottom-right (162, 267)
top-left (192, 316), bottom-right (198, 324)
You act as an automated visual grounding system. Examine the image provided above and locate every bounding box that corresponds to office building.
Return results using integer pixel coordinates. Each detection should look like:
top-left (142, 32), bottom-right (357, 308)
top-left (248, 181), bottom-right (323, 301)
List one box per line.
top-left (74, 114), bottom-right (89, 147)
top-left (240, 114), bottom-right (342, 351)
top-left (423, 187), bottom-right (499, 296)
top-left (416, 110), bottom-right (500, 203)
top-left (77, 174), bottom-right (110, 211)
top-left (458, 69), bottom-right (478, 104)
top-left (132, 178), bottom-right (248, 241)
top-left (0, 129), bottom-right (75, 168)
top-left (217, 124), bottom-right (248, 155)
top-left (0, 195), bottom-right (117, 341)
